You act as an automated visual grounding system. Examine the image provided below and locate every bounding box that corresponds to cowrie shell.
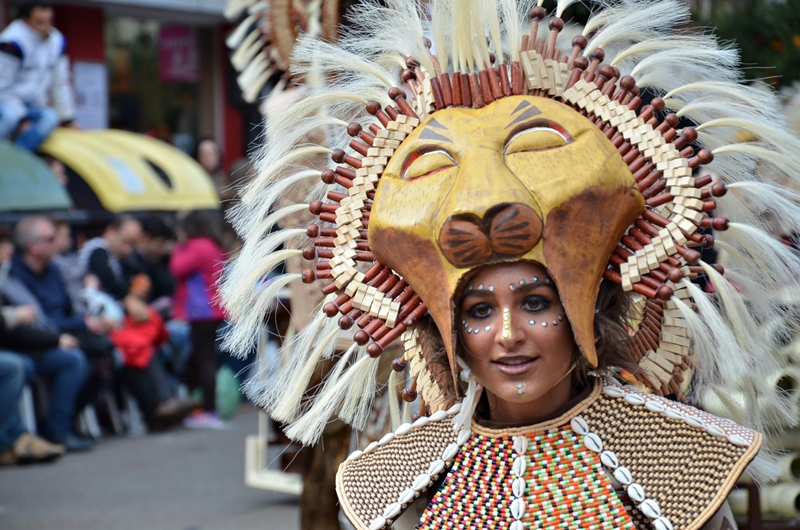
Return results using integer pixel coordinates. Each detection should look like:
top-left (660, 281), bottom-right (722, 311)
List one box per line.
top-left (600, 450), bottom-right (619, 469)
top-left (664, 408), bottom-right (684, 420)
top-left (382, 502), bottom-right (402, 519)
top-left (640, 498), bottom-right (662, 519)
top-left (602, 385), bottom-right (625, 398)
top-left (512, 456), bottom-right (527, 477)
top-left (429, 410), bottom-right (448, 422)
top-left (570, 416), bottom-right (590, 435)
top-left (583, 432), bottom-right (603, 453)
top-left (369, 516), bottom-right (387, 530)
top-left (613, 466), bottom-right (633, 485)
top-left (457, 428), bottom-right (471, 446)
top-left (624, 393), bottom-right (646, 406)
top-left (442, 443), bottom-right (460, 461)
top-left (427, 459), bottom-right (445, 476)
top-left (653, 517), bottom-right (674, 530)
top-left (346, 450), bottom-right (362, 462)
top-left (645, 400), bottom-right (666, 413)
top-left (728, 434), bottom-right (749, 447)
top-left (510, 498), bottom-right (526, 519)
top-left (510, 521), bottom-right (525, 530)
top-left (363, 441), bottom-right (379, 454)
top-left (513, 436), bottom-right (529, 454)
top-left (412, 416), bottom-right (430, 429)
top-left (379, 433), bottom-right (395, 445)
top-left (399, 488), bottom-right (416, 505)
top-left (706, 424), bottom-right (726, 437)
top-left (412, 473), bottom-right (431, 491)
top-left (683, 416), bottom-right (705, 429)
top-left (512, 477), bottom-right (526, 497)
top-left (394, 423), bottom-right (412, 436)
top-left (628, 483), bottom-right (646, 503)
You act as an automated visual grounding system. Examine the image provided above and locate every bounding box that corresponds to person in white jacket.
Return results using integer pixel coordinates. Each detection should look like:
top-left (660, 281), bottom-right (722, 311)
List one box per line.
top-left (0, 2), bottom-right (75, 152)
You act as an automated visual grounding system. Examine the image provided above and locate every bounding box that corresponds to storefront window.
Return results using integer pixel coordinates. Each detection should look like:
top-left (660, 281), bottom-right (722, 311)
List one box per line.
top-left (106, 17), bottom-right (199, 154)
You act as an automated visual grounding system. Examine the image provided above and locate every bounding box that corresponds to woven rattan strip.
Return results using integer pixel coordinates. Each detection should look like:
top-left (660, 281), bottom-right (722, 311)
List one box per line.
top-left (337, 417), bottom-right (457, 528)
top-left (582, 394), bottom-right (758, 530)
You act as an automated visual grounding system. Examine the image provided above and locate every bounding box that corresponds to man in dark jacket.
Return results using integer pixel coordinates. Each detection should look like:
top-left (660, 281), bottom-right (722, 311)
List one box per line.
top-left (1, 217), bottom-right (97, 451)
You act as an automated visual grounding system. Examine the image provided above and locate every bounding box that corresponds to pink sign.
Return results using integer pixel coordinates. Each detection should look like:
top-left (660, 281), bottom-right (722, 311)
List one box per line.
top-left (159, 25), bottom-right (198, 83)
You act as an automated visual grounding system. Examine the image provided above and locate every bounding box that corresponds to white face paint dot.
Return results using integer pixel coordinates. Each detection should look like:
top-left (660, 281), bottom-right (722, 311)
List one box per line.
top-left (484, 326), bottom-right (491, 332)
top-left (558, 315), bottom-right (563, 322)
top-left (541, 322), bottom-right (548, 327)
top-left (519, 279), bottom-right (525, 285)
top-left (468, 285), bottom-right (473, 291)
top-left (478, 284), bottom-right (483, 290)
top-left (509, 284), bottom-right (515, 291)
top-left (552, 320), bottom-right (558, 326)
top-left (488, 285), bottom-right (494, 292)
top-left (528, 320), bottom-right (535, 325)
top-left (532, 276), bottom-right (538, 283)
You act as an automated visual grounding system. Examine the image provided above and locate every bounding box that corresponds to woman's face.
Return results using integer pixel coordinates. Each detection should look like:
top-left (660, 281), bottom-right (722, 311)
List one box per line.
top-left (458, 261), bottom-right (577, 420)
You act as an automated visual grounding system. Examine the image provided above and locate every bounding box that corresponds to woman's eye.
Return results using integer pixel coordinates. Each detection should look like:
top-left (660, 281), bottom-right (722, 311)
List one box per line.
top-left (505, 127), bottom-right (568, 155)
top-left (522, 296), bottom-right (550, 312)
top-left (467, 303), bottom-right (493, 319)
top-left (402, 150), bottom-right (457, 181)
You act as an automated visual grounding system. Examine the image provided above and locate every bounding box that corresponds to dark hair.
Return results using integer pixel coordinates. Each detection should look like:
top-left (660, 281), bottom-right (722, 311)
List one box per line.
top-left (19, 1), bottom-right (52, 19)
top-left (0, 224), bottom-right (12, 244)
top-left (107, 214), bottom-right (140, 231)
top-left (140, 214), bottom-right (176, 241)
top-left (414, 279), bottom-right (639, 405)
top-left (181, 210), bottom-right (222, 246)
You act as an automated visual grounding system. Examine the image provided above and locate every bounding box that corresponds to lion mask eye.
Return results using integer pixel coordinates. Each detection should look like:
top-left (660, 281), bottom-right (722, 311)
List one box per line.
top-left (505, 126), bottom-right (570, 155)
top-left (402, 149), bottom-right (457, 181)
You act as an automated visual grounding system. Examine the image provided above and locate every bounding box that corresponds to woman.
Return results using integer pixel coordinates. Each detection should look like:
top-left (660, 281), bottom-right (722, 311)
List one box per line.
top-left (221, 0), bottom-right (800, 528)
top-left (170, 211), bottom-right (226, 428)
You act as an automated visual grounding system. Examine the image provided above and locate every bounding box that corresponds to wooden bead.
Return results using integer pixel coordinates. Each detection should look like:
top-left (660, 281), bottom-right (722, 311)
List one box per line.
top-left (430, 77), bottom-right (446, 110)
top-left (469, 73), bottom-right (484, 109)
top-left (496, 65), bottom-right (510, 97)
top-left (338, 315), bottom-right (354, 330)
top-left (384, 105), bottom-right (399, 120)
top-left (392, 357), bottom-right (407, 372)
top-left (440, 73), bottom-right (454, 107)
top-left (460, 73), bottom-right (472, 107)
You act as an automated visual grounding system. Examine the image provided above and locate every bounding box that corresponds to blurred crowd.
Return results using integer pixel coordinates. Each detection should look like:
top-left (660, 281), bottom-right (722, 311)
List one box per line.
top-left (0, 206), bottom-right (247, 466)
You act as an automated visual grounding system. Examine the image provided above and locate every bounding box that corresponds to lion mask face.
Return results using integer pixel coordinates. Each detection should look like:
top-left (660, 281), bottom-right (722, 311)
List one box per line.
top-left (368, 95), bottom-right (644, 369)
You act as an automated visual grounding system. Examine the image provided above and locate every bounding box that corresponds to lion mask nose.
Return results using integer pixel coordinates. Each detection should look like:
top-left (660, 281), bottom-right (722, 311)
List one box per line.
top-left (438, 203), bottom-right (543, 268)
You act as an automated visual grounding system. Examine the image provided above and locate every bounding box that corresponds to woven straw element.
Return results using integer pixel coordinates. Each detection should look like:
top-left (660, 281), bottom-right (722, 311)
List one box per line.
top-left (337, 417), bottom-right (457, 528)
top-left (584, 393), bottom-right (760, 530)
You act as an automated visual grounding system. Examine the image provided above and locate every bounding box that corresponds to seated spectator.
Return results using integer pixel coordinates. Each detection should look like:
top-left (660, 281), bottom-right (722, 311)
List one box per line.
top-left (125, 215), bottom-right (191, 382)
top-left (0, 351), bottom-right (64, 465)
top-left (0, 1), bottom-right (76, 152)
top-left (0, 222), bottom-right (90, 452)
top-left (78, 215), bottom-right (142, 301)
top-left (110, 283), bottom-right (195, 430)
top-left (51, 219), bottom-right (87, 315)
top-left (170, 211), bottom-right (227, 429)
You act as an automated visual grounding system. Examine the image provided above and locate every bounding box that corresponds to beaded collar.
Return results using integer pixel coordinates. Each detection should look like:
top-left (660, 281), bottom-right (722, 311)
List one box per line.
top-left (337, 380), bottom-right (760, 530)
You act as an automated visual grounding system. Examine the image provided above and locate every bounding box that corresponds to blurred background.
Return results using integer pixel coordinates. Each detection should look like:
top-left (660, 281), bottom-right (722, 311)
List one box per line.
top-left (1, 0), bottom-right (800, 529)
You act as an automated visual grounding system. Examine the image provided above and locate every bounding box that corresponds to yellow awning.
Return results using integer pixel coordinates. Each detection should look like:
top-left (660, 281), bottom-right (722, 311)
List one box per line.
top-left (39, 129), bottom-right (219, 213)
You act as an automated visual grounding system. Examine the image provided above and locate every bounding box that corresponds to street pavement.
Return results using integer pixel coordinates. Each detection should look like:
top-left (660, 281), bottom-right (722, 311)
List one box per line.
top-left (0, 405), bottom-right (301, 530)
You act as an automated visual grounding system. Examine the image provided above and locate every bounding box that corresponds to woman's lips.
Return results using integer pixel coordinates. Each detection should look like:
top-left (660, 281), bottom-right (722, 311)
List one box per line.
top-left (493, 356), bottom-right (538, 376)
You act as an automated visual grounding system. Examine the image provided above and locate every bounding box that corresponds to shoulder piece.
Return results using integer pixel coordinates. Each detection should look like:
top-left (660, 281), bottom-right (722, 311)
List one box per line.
top-left (336, 404), bottom-right (463, 530)
top-left (581, 383), bottom-right (761, 530)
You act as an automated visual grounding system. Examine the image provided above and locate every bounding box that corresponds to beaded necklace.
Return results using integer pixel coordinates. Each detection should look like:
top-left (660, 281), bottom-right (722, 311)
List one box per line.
top-left (417, 423), bottom-right (636, 529)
